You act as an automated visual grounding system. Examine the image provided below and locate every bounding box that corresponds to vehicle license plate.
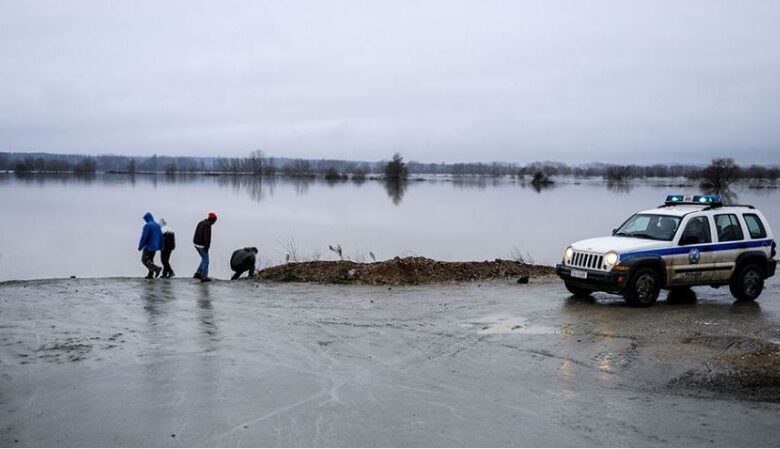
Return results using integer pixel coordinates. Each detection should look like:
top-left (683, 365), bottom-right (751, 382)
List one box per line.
top-left (571, 269), bottom-right (587, 279)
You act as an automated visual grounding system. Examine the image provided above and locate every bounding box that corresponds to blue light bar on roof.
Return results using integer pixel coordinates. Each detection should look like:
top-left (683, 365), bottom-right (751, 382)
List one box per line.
top-left (666, 195), bottom-right (685, 203)
top-left (665, 194), bottom-right (722, 206)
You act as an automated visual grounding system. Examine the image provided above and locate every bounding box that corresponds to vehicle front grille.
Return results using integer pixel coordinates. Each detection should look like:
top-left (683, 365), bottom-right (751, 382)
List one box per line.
top-left (567, 251), bottom-right (607, 271)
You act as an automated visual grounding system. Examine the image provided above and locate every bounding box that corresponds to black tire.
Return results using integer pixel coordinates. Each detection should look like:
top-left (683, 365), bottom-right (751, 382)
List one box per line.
top-left (667, 287), bottom-right (697, 304)
top-left (729, 264), bottom-right (764, 301)
top-left (624, 267), bottom-right (661, 307)
top-left (565, 281), bottom-right (593, 298)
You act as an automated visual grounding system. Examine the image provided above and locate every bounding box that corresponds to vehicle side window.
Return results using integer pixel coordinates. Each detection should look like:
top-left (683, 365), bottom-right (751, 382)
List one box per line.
top-left (679, 216), bottom-right (711, 245)
top-left (715, 214), bottom-right (744, 242)
top-left (743, 214), bottom-right (767, 239)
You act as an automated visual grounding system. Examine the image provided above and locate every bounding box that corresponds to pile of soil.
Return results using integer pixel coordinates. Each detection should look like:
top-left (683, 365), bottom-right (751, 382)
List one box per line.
top-left (255, 256), bottom-right (555, 285)
top-left (669, 337), bottom-right (780, 402)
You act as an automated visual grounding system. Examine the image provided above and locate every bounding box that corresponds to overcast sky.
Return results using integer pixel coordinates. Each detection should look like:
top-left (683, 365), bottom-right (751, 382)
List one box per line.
top-left (1, 0), bottom-right (778, 164)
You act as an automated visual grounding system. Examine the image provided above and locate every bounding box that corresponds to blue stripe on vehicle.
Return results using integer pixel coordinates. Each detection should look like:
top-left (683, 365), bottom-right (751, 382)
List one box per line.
top-left (620, 239), bottom-right (773, 261)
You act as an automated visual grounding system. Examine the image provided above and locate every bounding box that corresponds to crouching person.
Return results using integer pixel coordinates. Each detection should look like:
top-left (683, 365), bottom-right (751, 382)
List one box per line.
top-left (230, 247), bottom-right (258, 280)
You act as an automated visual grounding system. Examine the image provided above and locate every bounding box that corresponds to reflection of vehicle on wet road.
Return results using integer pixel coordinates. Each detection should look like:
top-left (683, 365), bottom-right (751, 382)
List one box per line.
top-left (557, 195), bottom-right (777, 306)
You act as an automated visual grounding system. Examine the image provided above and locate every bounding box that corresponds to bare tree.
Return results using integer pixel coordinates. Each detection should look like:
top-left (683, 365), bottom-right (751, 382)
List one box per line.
top-left (73, 157), bottom-right (97, 175)
top-left (699, 158), bottom-right (741, 193)
top-left (603, 165), bottom-right (634, 181)
top-left (384, 153), bottom-right (408, 181)
top-left (246, 149), bottom-right (264, 176)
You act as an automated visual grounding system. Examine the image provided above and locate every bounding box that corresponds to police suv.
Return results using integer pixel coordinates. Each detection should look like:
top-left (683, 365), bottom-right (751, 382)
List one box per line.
top-left (556, 195), bottom-right (777, 306)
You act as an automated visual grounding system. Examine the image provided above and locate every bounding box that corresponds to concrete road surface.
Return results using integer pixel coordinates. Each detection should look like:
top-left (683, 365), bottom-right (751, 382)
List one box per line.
top-left (1, 277), bottom-right (780, 447)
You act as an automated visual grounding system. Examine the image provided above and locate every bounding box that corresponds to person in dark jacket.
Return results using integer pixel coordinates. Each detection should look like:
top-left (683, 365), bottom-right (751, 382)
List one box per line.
top-left (230, 247), bottom-right (258, 280)
top-left (138, 212), bottom-right (163, 279)
top-left (193, 212), bottom-right (217, 282)
top-left (159, 218), bottom-right (176, 278)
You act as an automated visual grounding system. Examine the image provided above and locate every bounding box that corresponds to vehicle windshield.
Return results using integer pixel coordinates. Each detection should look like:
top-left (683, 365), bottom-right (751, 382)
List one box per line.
top-left (614, 214), bottom-right (681, 241)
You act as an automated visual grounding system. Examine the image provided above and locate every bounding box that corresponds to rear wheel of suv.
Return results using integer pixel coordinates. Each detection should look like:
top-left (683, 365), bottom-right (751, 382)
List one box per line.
top-left (729, 264), bottom-right (764, 301)
top-left (564, 281), bottom-right (593, 298)
top-left (624, 267), bottom-right (660, 307)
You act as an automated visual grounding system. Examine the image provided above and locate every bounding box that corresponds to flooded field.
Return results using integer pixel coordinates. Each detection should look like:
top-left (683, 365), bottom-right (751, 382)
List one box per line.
top-left (1, 173), bottom-right (778, 281)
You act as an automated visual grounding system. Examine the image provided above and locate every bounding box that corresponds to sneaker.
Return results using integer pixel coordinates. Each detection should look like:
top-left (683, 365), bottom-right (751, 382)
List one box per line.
top-left (154, 267), bottom-right (162, 278)
top-left (200, 277), bottom-right (212, 283)
top-left (168, 271), bottom-right (175, 279)
top-left (145, 272), bottom-right (154, 279)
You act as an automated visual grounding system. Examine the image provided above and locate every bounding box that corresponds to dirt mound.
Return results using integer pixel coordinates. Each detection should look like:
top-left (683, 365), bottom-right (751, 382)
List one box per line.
top-left (669, 338), bottom-right (780, 402)
top-left (255, 257), bottom-right (555, 285)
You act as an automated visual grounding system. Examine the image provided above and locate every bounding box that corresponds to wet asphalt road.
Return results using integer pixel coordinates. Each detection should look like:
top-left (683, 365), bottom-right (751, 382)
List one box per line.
top-left (1, 277), bottom-right (780, 447)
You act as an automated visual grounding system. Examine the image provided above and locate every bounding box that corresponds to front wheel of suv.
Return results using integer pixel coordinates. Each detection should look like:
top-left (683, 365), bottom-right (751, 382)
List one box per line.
top-left (624, 267), bottom-right (661, 307)
top-left (729, 264), bottom-right (764, 301)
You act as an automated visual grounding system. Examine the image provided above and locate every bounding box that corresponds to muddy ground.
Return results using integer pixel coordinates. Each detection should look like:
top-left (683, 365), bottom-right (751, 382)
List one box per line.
top-left (255, 257), bottom-right (554, 284)
top-left (1, 276), bottom-right (780, 446)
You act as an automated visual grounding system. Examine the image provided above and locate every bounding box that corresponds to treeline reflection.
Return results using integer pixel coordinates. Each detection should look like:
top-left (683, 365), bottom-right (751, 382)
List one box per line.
top-left (3, 172), bottom-right (776, 205)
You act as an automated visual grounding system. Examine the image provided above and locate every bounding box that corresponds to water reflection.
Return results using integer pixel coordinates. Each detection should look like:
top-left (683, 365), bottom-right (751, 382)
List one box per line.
top-left (729, 299), bottom-right (761, 315)
top-left (142, 279), bottom-right (167, 320)
top-left (4, 172), bottom-right (772, 207)
top-left (605, 181), bottom-right (632, 194)
top-left (2, 172), bottom-right (779, 280)
top-left (291, 176), bottom-right (314, 195)
top-left (384, 179), bottom-right (406, 205)
top-left (562, 291), bottom-right (764, 317)
top-left (216, 175), bottom-right (276, 203)
top-left (9, 172), bottom-right (98, 186)
top-left (703, 185), bottom-right (738, 204)
top-left (452, 176), bottom-right (497, 189)
top-left (196, 284), bottom-right (218, 350)
top-left (531, 180), bottom-right (555, 193)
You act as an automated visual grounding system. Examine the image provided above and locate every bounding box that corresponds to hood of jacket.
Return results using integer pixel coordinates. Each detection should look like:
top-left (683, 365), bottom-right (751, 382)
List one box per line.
top-left (159, 218), bottom-right (173, 234)
top-left (143, 212), bottom-right (155, 223)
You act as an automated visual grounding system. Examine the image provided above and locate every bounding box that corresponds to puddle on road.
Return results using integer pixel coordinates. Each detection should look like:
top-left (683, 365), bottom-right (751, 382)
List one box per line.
top-left (464, 314), bottom-right (559, 335)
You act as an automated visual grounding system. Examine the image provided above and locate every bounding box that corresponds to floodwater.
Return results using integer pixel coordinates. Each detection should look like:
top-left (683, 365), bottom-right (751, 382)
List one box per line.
top-left (1, 173), bottom-right (778, 281)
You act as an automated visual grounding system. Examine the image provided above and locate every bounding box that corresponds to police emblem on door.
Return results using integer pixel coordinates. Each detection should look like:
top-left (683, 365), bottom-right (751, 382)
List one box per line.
top-left (688, 248), bottom-right (701, 264)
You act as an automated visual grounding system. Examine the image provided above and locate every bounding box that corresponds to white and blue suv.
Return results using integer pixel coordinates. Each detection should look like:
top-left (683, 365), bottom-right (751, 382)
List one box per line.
top-left (556, 195), bottom-right (777, 306)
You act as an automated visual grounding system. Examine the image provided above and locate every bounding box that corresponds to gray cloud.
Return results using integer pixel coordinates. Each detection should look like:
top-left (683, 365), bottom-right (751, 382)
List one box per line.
top-left (1, 0), bottom-right (778, 164)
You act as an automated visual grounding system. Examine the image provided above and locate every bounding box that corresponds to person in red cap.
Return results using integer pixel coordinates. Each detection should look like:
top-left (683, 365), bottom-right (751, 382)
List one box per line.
top-left (193, 212), bottom-right (217, 282)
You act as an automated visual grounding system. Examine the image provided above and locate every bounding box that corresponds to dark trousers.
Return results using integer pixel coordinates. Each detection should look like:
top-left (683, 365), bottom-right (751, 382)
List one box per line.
top-left (231, 267), bottom-right (255, 280)
top-left (161, 249), bottom-right (174, 277)
top-left (141, 250), bottom-right (160, 276)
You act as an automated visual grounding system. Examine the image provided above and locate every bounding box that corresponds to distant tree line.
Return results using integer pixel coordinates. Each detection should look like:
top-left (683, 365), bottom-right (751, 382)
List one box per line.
top-left (1, 151), bottom-right (777, 181)
top-left (406, 160), bottom-right (778, 181)
top-left (4, 154), bottom-right (98, 175)
top-left (599, 160), bottom-right (779, 182)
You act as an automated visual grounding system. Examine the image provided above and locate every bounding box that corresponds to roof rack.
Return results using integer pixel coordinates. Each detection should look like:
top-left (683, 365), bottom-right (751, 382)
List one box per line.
top-left (702, 203), bottom-right (755, 210)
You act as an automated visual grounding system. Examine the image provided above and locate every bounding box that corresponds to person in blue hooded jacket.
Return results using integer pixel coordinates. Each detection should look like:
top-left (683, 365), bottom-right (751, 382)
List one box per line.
top-left (138, 212), bottom-right (163, 279)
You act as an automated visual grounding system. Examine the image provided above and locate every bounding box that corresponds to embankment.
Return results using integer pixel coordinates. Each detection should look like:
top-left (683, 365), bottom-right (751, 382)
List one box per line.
top-left (255, 256), bottom-right (555, 285)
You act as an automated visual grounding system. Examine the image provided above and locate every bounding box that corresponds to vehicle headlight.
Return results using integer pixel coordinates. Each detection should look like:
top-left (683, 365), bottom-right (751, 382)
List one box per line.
top-left (604, 251), bottom-right (618, 266)
top-left (564, 247), bottom-right (574, 261)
